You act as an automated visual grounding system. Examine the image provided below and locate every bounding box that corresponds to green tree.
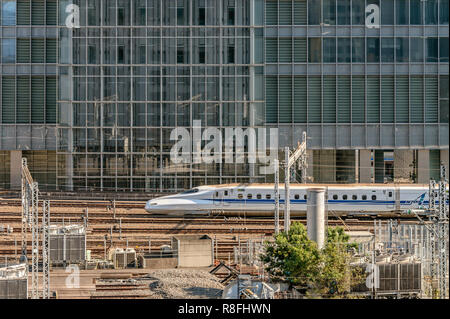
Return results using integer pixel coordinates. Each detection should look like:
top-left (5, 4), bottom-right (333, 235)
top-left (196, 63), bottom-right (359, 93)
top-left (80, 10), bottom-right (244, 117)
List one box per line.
top-left (261, 222), bottom-right (321, 288)
top-left (261, 222), bottom-right (364, 297)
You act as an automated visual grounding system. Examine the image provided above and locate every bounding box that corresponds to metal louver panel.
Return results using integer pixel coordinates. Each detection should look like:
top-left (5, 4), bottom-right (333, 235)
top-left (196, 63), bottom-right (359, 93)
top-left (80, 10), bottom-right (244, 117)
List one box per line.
top-left (16, 77), bottom-right (30, 124)
top-left (279, 76), bottom-right (292, 123)
top-left (17, 39), bottom-right (30, 63)
top-left (279, 0), bottom-right (292, 25)
top-left (32, 0), bottom-right (45, 25)
top-left (17, 0), bottom-right (31, 25)
top-left (308, 76), bottom-right (321, 123)
top-left (46, 77), bottom-right (57, 124)
top-left (352, 76), bottom-right (365, 123)
top-left (337, 76), bottom-right (350, 123)
top-left (32, 39), bottom-right (45, 63)
top-left (265, 0), bottom-right (278, 25)
top-left (410, 76), bottom-right (424, 123)
top-left (323, 76), bottom-right (336, 123)
top-left (396, 76), bottom-right (409, 123)
top-left (265, 38), bottom-right (278, 63)
top-left (265, 76), bottom-right (278, 123)
top-left (2, 77), bottom-right (15, 124)
top-left (294, 38), bottom-right (307, 62)
top-left (279, 38), bottom-right (292, 63)
top-left (425, 76), bottom-right (438, 123)
top-left (46, 0), bottom-right (58, 25)
top-left (32, 77), bottom-right (45, 123)
top-left (294, 76), bottom-right (307, 123)
top-left (46, 39), bottom-right (57, 63)
top-left (381, 76), bottom-right (394, 123)
top-left (294, 0), bottom-right (307, 25)
top-left (367, 76), bottom-right (380, 123)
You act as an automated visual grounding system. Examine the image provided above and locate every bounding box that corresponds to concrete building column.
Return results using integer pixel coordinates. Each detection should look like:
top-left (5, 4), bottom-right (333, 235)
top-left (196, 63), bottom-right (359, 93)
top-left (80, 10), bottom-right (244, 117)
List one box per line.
top-left (10, 150), bottom-right (22, 190)
top-left (441, 149), bottom-right (449, 179)
top-left (394, 150), bottom-right (414, 183)
top-left (359, 150), bottom-right (371, 183)
top-left (417, 150), bottom-right (430, 184)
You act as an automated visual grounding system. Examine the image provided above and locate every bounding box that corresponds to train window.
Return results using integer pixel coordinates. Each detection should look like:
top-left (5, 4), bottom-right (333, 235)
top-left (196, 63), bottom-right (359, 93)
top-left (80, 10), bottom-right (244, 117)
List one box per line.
top-left (388, 192), bottom-right (392, 197)
top-left (332, 195), bottom-right (338, 200)
top-left (343, 195), bottom-right (348, 200)
top-left (181, 188), bottom-right (199, 194)
top-left (247, 194), bottom-right (252, 199)
top-left (352, 195), bottom-right (357, 200)
top-left (215, 192), bottom-right (219, 197)
top-left (372, 195), bottom-right (377, 200)
top-left (294, 194), bottom-right (299, 200)
top-left (224, 190), bottom-right (229, 196)
top-left (304, 194), bottom-right (307, 200)
top-left (238, 194), bottom-right (243, 199)
top-left (266, 194), bottom-right (271, 199)
top-left (362, 195), bottom-right (367, 200)
top-left (257, 194), bottom-right (262, 199)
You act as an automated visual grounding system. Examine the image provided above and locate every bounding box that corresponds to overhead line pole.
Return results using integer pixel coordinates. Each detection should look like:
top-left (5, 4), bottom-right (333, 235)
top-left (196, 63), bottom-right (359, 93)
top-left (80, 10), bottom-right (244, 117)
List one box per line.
top-left (274, 159), bottom-right (280, 235)
top-left (284, 132), bottom-right (307, 234)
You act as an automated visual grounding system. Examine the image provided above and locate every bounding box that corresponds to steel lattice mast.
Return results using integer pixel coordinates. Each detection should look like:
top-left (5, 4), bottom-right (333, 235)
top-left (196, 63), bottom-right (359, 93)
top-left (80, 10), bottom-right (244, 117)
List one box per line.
top-left (42, 200), bottom-right (50, 299)
top-left (31, 181), bottom-right (39, 299)
top-left (438, 165), bottom-right (449, 299)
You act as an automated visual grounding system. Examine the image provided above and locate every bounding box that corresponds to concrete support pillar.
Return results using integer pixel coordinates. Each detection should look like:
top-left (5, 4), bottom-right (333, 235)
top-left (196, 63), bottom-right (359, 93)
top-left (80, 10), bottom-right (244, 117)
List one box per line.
top-left (417, 150), bottom-right (430, 184)
top-left (359, 150), bottom-right (371, 183)
top-left (441, 149), bottom-right (449, 178)
top-left (394, 150), bottom-right (414, 183)
top-left (10, 151), bottom-right (22, 190)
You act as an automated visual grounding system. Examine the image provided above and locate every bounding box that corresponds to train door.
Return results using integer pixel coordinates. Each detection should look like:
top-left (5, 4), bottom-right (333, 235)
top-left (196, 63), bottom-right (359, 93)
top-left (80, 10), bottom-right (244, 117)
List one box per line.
top-left (222, 189), bottom-right (230, 208)
top-left (214, 190), bottom-right (222, 207)
top-left (385, 189), bottom-right (395, 210)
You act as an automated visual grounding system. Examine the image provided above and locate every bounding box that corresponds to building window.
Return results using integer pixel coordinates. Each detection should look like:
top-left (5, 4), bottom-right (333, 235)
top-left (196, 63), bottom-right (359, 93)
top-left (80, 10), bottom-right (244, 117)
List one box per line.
top-left (1, 38), bottom-right (15, 63)
top-left (118, 46), bottom-right (124, 64)
top-left (352, 38), bottom-right (365, 62)
top-left (338, 38), bottom-right (350, 62)
top-left (381, 0), bottom-right (395, 25)
top-left (199, 45), bottom-right (205, 64)
top-left (426, 38), bottom-right (439, 62)
top-left (396, 38), bottom-right (409, 63)
top-left (88, 46), bottom-right (96, 64)
top-left (410, 38), bottom-right (424, 62)
top-left (396, 0), bottom-right (409, 25)
top-left (139, 46), bottom-right (146, 64)
top-left (137, 7), bottom-right (146, 25)
top-left (199, 7), bottom-right (205, 25)
top-left (118, 7), bottom-right (125, 26)
top-left (410, 0), bottom-right (423, 24)
top-left (352, 0), bottom-right (365, 25)
top-left (323, 0), bottom-right (336, 25)
top-left (228, 7), bottom-right (235, 25)
top-left (177, 46), bottom-right (184, 64)
top-left (308, 38), bottom-right (321, 63)
top-left (323, 38), bottom-right (336, 63)
top-left (177, 7), bottom-right (185, 25)
top-left (440, 0), bottom-right (449, 24)
top-left (367, 38), bottom-right (380, 63)
top-left (381, 38), bottom-right (395, 63)
top-left (308, 0), bottom-right (321, 25)
top-left (425, 0), bottom-right (438, 24)
top-left (1, 0), bottom-right (16, 25)
top-left (440, 37), bottom-right (449, 62)
top-left (227, 46), bottom-right (235, 63)
top-left (337, 0), bottom-right (350, 25)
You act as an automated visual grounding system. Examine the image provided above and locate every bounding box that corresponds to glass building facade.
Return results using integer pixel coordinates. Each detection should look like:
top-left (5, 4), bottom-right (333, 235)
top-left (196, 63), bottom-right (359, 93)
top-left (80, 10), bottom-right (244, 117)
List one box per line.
top-left (0, 0), bottom-right (448, 192)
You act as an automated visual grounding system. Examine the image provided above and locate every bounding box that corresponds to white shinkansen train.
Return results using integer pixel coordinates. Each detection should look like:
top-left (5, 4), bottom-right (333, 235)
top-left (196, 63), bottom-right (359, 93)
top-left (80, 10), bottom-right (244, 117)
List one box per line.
top-left (145, 183), bottom-right (447, 216)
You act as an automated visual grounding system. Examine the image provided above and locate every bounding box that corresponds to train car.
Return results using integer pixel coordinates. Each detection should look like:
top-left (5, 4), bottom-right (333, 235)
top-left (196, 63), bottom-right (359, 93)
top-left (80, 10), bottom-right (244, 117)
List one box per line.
top-left (144, 183), bottom-right (446, 217)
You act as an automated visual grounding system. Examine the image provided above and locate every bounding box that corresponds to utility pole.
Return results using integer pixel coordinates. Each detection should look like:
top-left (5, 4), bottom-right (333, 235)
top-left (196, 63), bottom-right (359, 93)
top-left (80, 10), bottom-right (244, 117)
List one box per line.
top-left (274, 159), bottom-right (280, 235)
top-left (284, 132), bottom-right (307, 233)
